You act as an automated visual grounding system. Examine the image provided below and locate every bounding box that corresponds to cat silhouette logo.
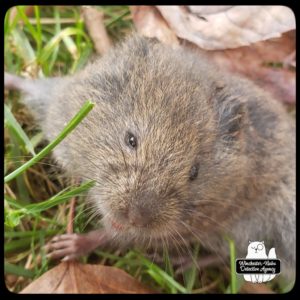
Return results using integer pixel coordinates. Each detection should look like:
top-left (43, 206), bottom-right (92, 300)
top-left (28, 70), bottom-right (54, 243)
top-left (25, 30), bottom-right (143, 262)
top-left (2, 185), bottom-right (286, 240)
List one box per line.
top-left (244, 241), bottom-right (276, 283)
top-left (235, 241), bottom-right (281, 283)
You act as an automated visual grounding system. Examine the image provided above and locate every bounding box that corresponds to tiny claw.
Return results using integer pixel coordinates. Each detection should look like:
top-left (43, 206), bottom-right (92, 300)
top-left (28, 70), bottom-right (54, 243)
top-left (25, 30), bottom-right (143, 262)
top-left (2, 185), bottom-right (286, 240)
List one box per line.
top-left (42, 230), bottom-right (108, 261)
top-left (61, 255), bottom-right (70, 262)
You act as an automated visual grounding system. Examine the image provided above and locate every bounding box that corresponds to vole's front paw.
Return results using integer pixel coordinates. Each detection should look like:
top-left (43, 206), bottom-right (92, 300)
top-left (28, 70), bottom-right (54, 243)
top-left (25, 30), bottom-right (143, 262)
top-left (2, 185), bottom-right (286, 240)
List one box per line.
top-left (44, 231), bottom-right (107, 261)
top-left (44, 233), bottom-right (86, 261)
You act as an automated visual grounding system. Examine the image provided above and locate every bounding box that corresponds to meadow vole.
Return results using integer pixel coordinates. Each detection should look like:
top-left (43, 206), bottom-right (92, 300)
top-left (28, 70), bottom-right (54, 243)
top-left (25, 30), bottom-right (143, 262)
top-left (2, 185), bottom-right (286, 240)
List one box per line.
top-left (5, 35), bottom-right (295, 281)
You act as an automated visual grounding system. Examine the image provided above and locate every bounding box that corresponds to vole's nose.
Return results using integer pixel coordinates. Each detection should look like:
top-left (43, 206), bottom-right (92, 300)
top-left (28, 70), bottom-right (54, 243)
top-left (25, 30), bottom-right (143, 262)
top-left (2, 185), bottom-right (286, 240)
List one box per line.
top-left (128, 192), bottom-right (157, 227)
top-left (128, 206), bottom-right (151, 227)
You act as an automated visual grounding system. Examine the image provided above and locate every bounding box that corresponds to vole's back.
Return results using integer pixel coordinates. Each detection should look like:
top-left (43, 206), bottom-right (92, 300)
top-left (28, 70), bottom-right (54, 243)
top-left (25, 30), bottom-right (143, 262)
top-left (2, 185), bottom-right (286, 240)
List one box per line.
top-left (9, 35), bottom-right (295, 281)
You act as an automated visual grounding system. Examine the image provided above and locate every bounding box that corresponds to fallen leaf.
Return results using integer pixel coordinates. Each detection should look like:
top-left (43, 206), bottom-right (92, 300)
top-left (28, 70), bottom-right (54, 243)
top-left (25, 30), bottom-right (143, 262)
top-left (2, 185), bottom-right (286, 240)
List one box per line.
top-left (192, 30), bottom-right (296, 104)
top-left (156, 6), bottom-right (295, 50)
top-left (240, 282), bottom-right (275, 294)
top-left (130, 6), bottom-right (179, 46)
top-left (187, 6), bottom-right (233, 15)
top-left (20, 261), bottom-right (155, 294)
top-left (130, 6), bottom-right (295, 103)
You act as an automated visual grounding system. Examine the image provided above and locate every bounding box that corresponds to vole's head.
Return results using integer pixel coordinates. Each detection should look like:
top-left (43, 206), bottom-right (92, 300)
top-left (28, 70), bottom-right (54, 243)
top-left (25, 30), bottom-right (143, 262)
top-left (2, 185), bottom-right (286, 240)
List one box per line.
top-left (62, 36), bottom-right (247, 246)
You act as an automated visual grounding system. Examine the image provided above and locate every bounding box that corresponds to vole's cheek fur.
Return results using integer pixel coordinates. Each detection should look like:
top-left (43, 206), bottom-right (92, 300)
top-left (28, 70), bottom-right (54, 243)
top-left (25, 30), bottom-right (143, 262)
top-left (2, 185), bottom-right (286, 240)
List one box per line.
top-left (11, 34), bottom-right (295, 280)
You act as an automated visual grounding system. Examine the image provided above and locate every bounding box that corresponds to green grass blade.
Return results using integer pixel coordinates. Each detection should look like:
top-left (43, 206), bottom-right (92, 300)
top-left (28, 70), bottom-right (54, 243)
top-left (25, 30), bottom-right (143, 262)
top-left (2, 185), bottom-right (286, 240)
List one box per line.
top-left (162, 248), bottom-right (176, 293)
top-left (138, 254), bottom-right (188, 294)
top-left (145, 268), bottom-right (186, 294)
top-left (7, 6), bottom-right (22, 31)
top-left (183, 243), bottom-right (200, 293)
top-left (30, 132), bottom-right (44, 149)
top-left (163, 248), bottom-right (174, 278)
top-left (5, 180), bottom-right (94, 227)
top-left (16, 6), bottom-right (38, 41)
top-left (7, 128), bottom-right (31, 204)
top-left (5, 229), bottom-right (59, 238)
top-left (75, 15), bottom-right (84, 49)
top-left (4, 8), bottom-right (12, 35)
top-left (46, 6), bottom-right (61, 74)
top-left (11, 28), bottom-right (36, 65)
top-left (5, 104), bottom-right (36, 155)
top-left (5, 262), bottom-right (35, 278)
top-left (39, 27), bottom-right (88, 64)
top-left (225, 236), bottom-right (238, 294)
top-left (146, 269), bottom-right (168, 291)
top-left (71, 46), bottom-right (92, 73)
top-left (5, 195), bottom-right (25, 209)
top-left (24, 180), bottom-right (95, 214)
top-left (105, 9), bottom-right (130, 28)
top-left (63, 35), bottom-right (79, 60)
top-left (4, 100), bottom-right (94, 183)
top-left (34, 6), bottom-right (42, 53)
top-left (5, 237), bottom-right (35, 253)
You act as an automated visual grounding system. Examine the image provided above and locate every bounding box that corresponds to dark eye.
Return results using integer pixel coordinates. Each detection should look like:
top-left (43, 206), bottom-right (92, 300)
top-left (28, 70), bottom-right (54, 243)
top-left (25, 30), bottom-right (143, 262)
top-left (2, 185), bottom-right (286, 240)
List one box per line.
top-left (125, 131), bottom-right (137, 149)
top-left (189, 164), bottom-right (199, 181)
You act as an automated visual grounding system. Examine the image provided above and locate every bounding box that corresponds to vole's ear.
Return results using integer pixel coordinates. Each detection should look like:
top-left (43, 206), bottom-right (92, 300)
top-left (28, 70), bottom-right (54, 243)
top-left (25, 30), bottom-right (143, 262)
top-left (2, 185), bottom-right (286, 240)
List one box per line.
top-left (249, 240), bottom-right (252, 244)
top-left (126, 35), bottom-right (160, 58)
top-left (214, 92), bottom-right (246, 144)
top-left (262, 241), bottom-right (264, 244)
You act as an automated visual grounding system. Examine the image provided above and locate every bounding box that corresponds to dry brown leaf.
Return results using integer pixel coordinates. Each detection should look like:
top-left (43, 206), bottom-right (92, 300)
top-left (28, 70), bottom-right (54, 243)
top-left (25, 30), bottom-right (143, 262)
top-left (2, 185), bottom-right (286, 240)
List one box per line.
top-left (130, 6), bottom-right (179, 46)
top-left (156, 6), bottom-right (295, 50)
top-left (81, 6), bottom-right (112, 55)
top-left (131, 6), bottom-right (295, 104)
top-left (240, 282), bottom-right (275, 294)
top-left (199, 30), bottom-right (296, 104)
top-left (20, 262), bottom-right (154, 294)
top-left (188, 6), bottom-right (233, 15)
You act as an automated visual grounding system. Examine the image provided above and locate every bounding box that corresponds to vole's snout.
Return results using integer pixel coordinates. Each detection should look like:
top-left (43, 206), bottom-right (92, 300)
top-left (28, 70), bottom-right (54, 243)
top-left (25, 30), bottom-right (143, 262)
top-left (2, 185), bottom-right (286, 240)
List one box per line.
top-left (128, 205), bottom-right (152, 228)
top-left (116, 191), bottom-right (158, 228)
top-left (128, 191), bottom-right (158, 228)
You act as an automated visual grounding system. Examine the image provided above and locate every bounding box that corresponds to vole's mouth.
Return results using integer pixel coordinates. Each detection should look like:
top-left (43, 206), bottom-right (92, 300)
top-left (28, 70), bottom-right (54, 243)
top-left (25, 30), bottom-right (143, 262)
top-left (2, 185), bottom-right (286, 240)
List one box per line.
top-left (107, 216), bottom-right (152, 234)
top-left (106, 215), bottom-right (174, 246)
top-left (105, 212), bottom-right (170, 239)
top-left (109, 217), bottom-right (150, 232)
top-left (110, 218), bottom-right (126, 231)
